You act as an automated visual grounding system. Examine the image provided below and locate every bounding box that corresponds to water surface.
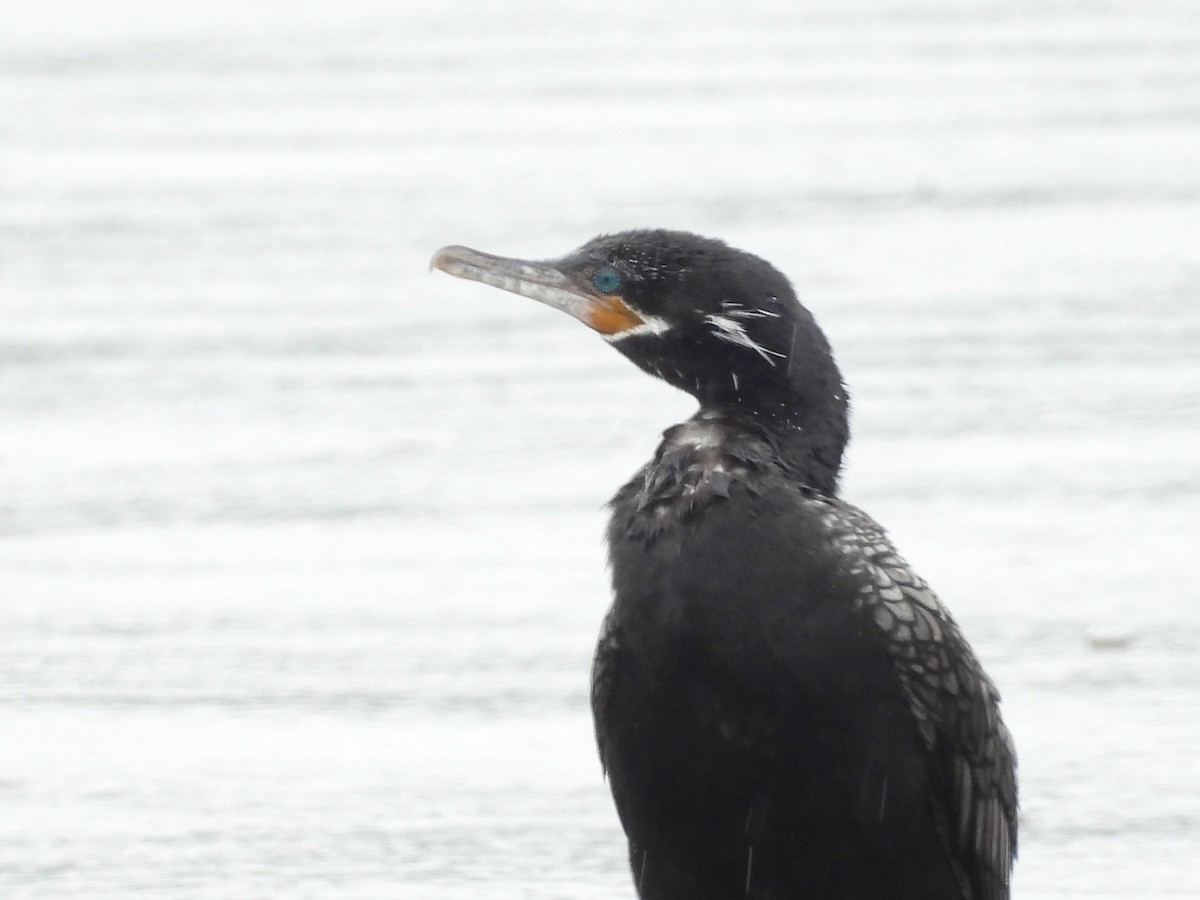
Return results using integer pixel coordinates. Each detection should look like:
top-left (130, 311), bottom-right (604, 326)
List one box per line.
top-left (2, 1), bottom-right (1198, 897)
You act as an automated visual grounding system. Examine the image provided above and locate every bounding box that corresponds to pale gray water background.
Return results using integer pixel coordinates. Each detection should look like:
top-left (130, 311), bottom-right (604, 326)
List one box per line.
top-left (2, 1), bottom-right (1198, 897)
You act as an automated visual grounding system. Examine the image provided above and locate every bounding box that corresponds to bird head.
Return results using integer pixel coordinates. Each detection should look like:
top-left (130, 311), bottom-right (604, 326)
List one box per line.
top-left (431, 229), bottom-right (845, 431)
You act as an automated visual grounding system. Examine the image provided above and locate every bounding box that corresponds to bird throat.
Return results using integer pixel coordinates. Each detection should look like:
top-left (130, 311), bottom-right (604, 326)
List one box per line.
top-left (612, 419), bottom-right (744, 542)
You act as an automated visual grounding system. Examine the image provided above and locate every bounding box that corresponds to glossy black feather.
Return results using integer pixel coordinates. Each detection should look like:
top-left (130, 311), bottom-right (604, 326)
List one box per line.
top-left (435, 228), bottom-right (1016, 898)
top-left (578, 231), bottom-right (1017, 900)
top-left (594, 420), bottom-right (1016, 900)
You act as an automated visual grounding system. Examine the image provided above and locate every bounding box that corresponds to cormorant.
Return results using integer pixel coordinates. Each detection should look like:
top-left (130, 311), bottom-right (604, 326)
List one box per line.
top-left (430, 230), bottom-right (1017, 900)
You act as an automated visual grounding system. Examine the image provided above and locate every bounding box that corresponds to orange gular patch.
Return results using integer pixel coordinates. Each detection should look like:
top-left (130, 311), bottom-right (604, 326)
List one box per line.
top-left (585, 294), bottom-right (645, 335)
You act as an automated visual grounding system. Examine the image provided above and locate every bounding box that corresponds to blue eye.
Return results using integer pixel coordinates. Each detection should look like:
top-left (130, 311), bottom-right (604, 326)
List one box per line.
top-left (593, 266), bottom-right (621, 293)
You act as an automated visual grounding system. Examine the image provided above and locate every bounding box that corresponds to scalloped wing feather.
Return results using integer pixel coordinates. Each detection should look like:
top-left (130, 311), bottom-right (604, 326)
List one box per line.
top-left (819, 499), bottom-right (1018, 900)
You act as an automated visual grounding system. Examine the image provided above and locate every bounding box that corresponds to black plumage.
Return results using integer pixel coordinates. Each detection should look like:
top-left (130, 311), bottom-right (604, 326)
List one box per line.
top-left (431, 230), bottom-right (1017, 900)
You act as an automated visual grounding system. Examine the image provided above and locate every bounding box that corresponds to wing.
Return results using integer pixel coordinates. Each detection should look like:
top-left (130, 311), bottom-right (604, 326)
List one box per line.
top-left (823, 499), bottom-right (1018, 900)
top-left (590, 606), bottom-right (619, 775)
